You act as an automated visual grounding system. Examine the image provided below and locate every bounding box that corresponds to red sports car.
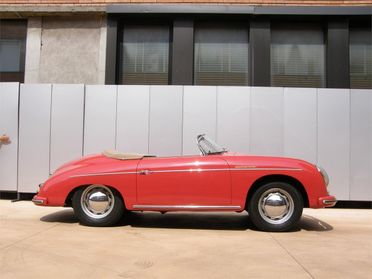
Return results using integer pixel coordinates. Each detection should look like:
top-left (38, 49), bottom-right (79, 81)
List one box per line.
top-left (33, 134), bottom-right (336, 232)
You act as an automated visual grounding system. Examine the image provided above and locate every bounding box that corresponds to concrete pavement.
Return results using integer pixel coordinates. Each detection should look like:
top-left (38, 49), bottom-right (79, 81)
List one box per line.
top-left (0, 200), bottom-right (371, 278)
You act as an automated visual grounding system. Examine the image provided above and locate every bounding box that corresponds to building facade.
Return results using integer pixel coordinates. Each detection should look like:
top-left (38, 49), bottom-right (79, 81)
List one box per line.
top-left (0, 2), bottom-right (372, 200)
top-left (0, 1), bottom-right (371, 89)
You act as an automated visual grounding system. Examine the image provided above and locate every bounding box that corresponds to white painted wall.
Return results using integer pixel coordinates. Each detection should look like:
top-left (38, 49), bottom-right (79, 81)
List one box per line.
top-left (1, 83), bottom-right (371, 201)
top-left (0, 83), bottom-right (19, 191)
top-left (50, 84), bottom-right (85, 173)
top-left (84, 85), bottom-right (117, 155)
top-left (18, 84), bottom-right (52, 193)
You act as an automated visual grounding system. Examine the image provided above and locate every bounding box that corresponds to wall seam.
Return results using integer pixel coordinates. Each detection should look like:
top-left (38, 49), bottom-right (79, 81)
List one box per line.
top-left (114, 85), bottom-right (119, 150)
top-left (181, 86), bottom-right (184, 155)
top-left (48, 84), bottom-right (53, 175)
top-left (147, 86), bottom-right (151, 154)
top-left (215, 86), bottom-right (219, 142)
top-left (349, 89), bottom-right (352, 200)
top-left (16, 83), bottom-right (21, 195)
top-left (316, 88), bottom-right (319, 165)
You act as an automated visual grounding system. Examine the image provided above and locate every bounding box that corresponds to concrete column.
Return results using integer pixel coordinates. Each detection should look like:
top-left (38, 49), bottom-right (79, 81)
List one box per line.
top-left (24, 17), bottom-right (42, 83)
top-left (98, 16), bottom-right (107, 84)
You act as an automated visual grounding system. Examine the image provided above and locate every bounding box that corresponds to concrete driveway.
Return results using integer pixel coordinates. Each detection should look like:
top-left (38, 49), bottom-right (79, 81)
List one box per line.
top-left (0, 200), bottom-right (371, 278)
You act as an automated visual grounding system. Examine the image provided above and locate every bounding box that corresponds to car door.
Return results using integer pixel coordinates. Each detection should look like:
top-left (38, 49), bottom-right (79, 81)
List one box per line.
top-left (136, 155), bottom-right (231, 206)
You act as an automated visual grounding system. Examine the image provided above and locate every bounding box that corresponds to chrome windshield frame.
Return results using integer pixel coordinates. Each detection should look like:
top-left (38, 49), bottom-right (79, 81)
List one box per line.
top-left (196, 134), bottom-right (227, 155)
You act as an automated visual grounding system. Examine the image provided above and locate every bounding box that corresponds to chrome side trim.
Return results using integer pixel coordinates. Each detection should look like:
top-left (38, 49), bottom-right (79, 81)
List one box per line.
top-left (133, 205), bottom-right (242, 210)
top-left (136, 168), bottom-right (302, 174)
top-left (70, 167), bottom-right (302, 178)
top-left (70, 171), bottom-right (137, 178)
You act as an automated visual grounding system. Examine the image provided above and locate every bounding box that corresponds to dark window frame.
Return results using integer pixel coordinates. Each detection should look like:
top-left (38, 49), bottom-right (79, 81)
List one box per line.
top-left (192, 19), bottom-right (251, 86)
top-left (116, 17), bottom-right (173, 85)
top-left (270, 19), bottom-right (328, 88)
top-left (0, 19), bottom-right (27, 83)
top-left (106, 14), bottom-right (371, 89)
top-left (349, 16), bottom-right (372, 89)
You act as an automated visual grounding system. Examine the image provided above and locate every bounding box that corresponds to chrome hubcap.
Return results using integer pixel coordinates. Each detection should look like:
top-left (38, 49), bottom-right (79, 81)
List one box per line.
top-left (81, 185), bottom-right (114, 219)
top-left (258, 188), bottom-right (294, 225)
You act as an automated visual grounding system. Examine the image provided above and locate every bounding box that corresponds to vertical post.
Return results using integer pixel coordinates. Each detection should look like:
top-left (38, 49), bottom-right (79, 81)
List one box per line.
top-left (105, 16), bottom-right (118, 85)
top-left (250, 18), bottom-right (271, 86)
top-left (327, 18), bottom-right (350, 89)
top-left (171, 19), bottom-right (194, 85)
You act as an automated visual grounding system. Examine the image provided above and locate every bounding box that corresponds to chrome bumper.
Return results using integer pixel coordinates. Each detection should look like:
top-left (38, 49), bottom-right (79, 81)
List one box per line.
top-left (32, 195), bottom-right (47, 205)
top-left (322, 199), bottom-right (337, 207)
top-left (32, 198), bottom-right (45, 205)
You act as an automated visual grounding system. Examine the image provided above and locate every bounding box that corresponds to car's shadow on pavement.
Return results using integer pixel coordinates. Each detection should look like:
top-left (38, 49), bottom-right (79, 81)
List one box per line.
top-left (41, 210), bottom-right (333, 232)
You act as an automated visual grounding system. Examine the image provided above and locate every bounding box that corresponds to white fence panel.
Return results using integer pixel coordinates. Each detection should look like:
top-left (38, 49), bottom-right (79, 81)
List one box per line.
top-left (18, 84), bottom-right (51, 193)
top-left (50, 84), bottom-right (84, 173)
top-left (117, 85), bottom-right (150, 154)
top-left (350, 89), bottom-right (372, 201)
top-left (318, 89), bottom-right (350, 200)
top-left (0, 83), bottom-right (19, 191)
top-left (183, 86), bottom-right (217, 155)
top-left (250, 87), bottom-right (284, 156)
top-left (149, 86), bottom-right (183, 156)
top-left (84, 85), bottom-right (117, 155)
top-left (2, 82), bottom-right (372, 201)
top-left (217, 86), bottom-right (250, 154)
top-left (284, 88), bottom-right (317, 163)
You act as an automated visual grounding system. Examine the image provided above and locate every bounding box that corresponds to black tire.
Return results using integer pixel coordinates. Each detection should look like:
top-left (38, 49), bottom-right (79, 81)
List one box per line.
top-left (247, 182), bottom-right (303, 232)
top-left (72, 185), bottom-right (125, 227)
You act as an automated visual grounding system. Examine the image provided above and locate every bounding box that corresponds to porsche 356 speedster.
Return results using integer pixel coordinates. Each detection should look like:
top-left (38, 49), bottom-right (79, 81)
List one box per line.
top-left (33, 134), bottom-right (336, 231)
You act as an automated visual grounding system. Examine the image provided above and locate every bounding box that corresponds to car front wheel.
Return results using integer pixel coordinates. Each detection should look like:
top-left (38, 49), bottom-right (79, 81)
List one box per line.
top-left (247, 182), bottom-right (303, 232)
top-left (72, 185), bottom-right (124, 226)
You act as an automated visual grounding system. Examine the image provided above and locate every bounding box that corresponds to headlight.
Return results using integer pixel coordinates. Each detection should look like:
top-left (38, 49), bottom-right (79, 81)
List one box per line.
top-left (317, 166), bottom-right (329, 186)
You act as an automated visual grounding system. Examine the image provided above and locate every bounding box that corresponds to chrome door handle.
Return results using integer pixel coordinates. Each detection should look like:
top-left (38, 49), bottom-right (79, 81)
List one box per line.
top-left (139, 170), bottom-right (151, 175)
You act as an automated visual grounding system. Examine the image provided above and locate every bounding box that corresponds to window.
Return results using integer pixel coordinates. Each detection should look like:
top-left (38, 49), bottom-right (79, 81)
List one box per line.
top-left (350, 23), bottom-right (372, 89)
top-left (271, 23), bottom-right (325, 88)
top-left (0, 20), bottom-right (27, 82)
top-left (118, 25), bottom-right (170, 85)
top-left (194, 23), bottom-right (249, 86)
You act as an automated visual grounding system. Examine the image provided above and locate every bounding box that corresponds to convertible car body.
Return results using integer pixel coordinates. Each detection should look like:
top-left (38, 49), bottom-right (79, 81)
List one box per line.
top-left (33, 135), bottom-right (336, 231)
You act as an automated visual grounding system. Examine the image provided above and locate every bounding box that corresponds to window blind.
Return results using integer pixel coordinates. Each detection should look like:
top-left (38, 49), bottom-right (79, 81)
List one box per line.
top-left (119, 25), bottom-right (170, 85)
top-left (0, 20), bottom-right (26, 82)
top-left (350, 27), bottom-right (372, 89)
top-left (271, 23), bottom-right (325, 88)
top-left (0, 40), bottom-right (21, 72)
top-left (194, 25), bottom-right (249, 86)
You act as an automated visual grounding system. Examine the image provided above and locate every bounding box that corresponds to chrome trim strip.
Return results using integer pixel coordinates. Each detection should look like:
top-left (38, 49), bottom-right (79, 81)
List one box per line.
top-left (70, 167), bottom-right (302, 178)
top-left (133, 205), bottom-right (242, 210)
top-left (32, 199), bottom-right (44, 205)
top-left (70, 171), bottom-right (137, 178)
top-left (323, 199), bottom-right (337, 207)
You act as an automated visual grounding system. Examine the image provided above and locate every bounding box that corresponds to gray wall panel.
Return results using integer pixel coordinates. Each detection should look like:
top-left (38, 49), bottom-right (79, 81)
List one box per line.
top-left (84, 85), bottom-right (117, 155)
top-left (116, 85), bottom-right (150, 154)
top-left (0, 83), bottom-right (19, 191)
top-left (350, 89), bottom-right (372, 201)
top-left (250, 87), bottom-right (284, 156)
top-left (18, 84), bottom-right (52, 193)
top-left (149, 86), bottom-right (183, 156)
top-left (217, 86), bottom-right (250, 153)
top-left (284, 88), bottom-right (317, 163)
top-left (50, 84), bottom-right (84, 173)
top-left (2, 82), bottom-right (372, 201)
top-left (183, 86), bottom-right (217, 155)
top-left (318, 88), bottom-right (350, 200)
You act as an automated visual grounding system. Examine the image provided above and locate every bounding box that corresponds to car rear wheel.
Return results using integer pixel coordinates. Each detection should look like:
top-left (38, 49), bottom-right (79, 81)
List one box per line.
top-left (247, 182), bottom-right (303, 232)
top-left (72, 185), bottom-right (124, 226)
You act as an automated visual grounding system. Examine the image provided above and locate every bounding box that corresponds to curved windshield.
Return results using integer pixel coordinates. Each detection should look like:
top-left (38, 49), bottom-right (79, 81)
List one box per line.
top-left (197, 134), bottom-right (227, 155)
